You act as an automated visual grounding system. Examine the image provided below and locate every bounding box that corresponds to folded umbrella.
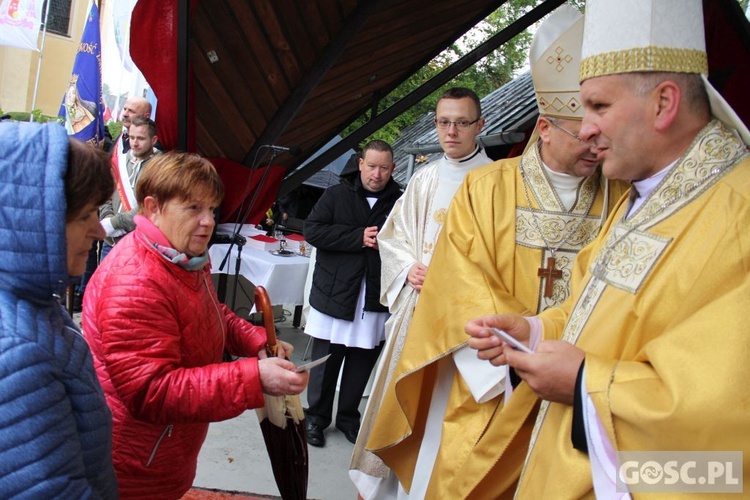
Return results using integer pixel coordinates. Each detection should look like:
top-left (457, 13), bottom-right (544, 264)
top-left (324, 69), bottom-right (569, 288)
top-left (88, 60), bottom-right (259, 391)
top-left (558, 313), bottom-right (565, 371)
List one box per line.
top-left (254, 286), bottom-right (308, 500)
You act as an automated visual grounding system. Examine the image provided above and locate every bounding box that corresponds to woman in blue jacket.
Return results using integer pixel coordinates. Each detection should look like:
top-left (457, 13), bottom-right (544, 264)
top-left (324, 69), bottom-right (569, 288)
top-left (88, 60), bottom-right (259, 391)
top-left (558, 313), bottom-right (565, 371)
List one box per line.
top-left (0, 122), bottom-right (118, 498)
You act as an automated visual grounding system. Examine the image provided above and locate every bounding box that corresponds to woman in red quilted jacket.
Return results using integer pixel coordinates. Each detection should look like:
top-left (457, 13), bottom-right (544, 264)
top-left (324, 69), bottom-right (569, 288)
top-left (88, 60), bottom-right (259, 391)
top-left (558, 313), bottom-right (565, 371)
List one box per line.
top-left (82, 152), bottom-right (309, 499)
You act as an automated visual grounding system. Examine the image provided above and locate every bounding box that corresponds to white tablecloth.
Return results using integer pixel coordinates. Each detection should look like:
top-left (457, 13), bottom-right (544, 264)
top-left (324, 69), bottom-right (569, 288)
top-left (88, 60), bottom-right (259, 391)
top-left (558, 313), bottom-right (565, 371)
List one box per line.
top-left (209, 243), bottom-right (310, 306)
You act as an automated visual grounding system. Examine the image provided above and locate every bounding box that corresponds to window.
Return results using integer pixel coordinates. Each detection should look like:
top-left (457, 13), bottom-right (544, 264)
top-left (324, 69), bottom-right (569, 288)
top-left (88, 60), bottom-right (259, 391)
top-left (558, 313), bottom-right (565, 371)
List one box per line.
top-left (42, 0), bottom-right (72, 37)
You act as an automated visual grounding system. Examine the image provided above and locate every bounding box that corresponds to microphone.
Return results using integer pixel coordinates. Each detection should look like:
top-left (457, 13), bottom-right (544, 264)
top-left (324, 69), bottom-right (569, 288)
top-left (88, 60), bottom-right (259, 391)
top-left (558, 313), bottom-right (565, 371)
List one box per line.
top-left (261, 144), bottom-right (301, 156)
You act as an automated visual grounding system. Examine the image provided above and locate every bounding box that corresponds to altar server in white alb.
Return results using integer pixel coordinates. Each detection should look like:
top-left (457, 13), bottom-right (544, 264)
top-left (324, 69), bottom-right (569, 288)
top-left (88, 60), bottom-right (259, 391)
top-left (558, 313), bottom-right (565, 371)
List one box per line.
top-left (349, 87), bottom-right (492, 498)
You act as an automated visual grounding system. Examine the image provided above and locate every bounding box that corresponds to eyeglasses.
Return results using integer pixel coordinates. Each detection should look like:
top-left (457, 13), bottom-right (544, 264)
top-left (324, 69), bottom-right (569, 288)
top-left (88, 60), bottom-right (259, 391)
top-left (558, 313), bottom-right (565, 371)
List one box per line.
top-left (546, 118), bottom-right (584, 143)
top-left (434, 118), bottom-right (480, 130)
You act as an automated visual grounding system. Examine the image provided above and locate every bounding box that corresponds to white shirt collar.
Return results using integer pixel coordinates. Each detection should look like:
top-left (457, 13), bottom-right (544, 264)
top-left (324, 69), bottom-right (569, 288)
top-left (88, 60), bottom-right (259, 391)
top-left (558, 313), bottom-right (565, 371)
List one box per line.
top-left (627, 159), bottom-right (678, 217)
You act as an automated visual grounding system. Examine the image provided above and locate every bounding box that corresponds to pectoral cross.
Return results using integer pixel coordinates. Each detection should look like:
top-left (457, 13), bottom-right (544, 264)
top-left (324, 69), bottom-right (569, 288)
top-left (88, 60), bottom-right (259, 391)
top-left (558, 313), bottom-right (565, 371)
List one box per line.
top-left (538, 256), bottom-right (563, 298)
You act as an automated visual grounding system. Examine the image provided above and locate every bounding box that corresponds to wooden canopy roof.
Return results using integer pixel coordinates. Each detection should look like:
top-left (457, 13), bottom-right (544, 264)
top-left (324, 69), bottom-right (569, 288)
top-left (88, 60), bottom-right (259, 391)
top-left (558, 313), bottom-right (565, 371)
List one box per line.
top-left (131, 0), bottom-right (749, 220)
top-left (131, 0), bottom-right (566, 200)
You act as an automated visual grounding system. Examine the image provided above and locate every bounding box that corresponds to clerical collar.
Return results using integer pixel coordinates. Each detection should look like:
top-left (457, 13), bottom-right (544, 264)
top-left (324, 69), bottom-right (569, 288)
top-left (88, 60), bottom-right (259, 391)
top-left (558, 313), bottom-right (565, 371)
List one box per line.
top-left (541, 160), bottom-right (584, 211)
top-left (443, 145), bottom-right (482, 165)
top-left (628, 159), bottom-right (677, 216)
top-left (542, 162), bottom-right (584, 190)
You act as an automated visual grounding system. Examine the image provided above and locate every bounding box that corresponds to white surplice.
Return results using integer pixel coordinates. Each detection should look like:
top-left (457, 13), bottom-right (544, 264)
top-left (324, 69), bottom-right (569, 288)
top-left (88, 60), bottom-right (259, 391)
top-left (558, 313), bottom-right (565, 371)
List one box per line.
top-left (349, 146), bottom-right (492, 499)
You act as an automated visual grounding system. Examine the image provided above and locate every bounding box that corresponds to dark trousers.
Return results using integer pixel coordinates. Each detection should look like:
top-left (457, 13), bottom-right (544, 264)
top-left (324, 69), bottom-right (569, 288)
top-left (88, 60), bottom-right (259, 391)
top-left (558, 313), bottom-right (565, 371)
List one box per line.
top-left (75, 242), bottom-right (100, 295)
top-left (306, 337), bottom-right (384, 431)
top-left (100, 241), bottom-right (114, 263)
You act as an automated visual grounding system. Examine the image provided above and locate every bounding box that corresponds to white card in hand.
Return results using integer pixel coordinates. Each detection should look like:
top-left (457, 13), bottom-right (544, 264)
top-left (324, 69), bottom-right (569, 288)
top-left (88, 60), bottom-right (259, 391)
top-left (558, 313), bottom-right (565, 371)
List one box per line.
top-left (488, 327), bottom-right (533, 354)
top-left (295, 353), bottom-right (331, 373)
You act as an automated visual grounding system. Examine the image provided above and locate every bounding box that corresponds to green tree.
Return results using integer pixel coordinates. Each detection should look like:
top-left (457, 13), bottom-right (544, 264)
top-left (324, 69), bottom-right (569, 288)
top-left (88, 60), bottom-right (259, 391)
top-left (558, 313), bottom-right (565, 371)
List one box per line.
top-left (363, 0), bottom-right (748, 144)
top-left (342, 0), bottom-right (539, 144)
top-left (108, 121), bottom-right (123, 139)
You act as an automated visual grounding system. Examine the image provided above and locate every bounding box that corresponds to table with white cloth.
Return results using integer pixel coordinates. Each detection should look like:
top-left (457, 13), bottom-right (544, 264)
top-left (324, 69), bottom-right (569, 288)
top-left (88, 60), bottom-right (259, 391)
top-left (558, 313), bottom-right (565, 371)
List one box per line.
top-left (209, 224), bottom-right (310, 326)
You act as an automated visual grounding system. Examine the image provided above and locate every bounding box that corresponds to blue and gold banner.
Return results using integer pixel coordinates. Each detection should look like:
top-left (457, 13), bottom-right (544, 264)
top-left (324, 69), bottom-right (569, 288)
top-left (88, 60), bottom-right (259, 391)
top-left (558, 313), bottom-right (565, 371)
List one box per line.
top-left (58, 2), bottom-right (105, 147)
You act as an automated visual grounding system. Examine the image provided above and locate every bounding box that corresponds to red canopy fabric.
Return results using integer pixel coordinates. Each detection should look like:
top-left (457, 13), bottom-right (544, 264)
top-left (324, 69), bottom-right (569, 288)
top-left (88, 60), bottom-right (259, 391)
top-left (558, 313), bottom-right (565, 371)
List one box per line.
top-left (130, 0), bottom-right (282, 225)
top-left (211, 158), bottom-right (286, 225)
top-left (130, 0), bottom-right (194, 152)
top-left (704, 0), bottom-right (750, 126)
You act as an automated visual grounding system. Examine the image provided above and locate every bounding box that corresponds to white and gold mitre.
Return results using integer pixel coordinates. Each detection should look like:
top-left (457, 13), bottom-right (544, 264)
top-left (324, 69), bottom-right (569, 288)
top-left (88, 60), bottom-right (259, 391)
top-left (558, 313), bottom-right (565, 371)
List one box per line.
top-left (580, 0), bottom-right (750, 145)
top-left (580, 0), bottom-right (707, 80)
top-left (530, 4), bottom-right (584, 120)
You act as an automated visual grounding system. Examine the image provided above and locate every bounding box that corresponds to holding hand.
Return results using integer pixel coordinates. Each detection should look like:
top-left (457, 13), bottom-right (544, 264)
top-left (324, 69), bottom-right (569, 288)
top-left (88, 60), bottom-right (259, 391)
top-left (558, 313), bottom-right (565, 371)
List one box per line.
top-left (258, 357), bottom-right (309, 396)
top-left (407, 262), bottom-right (428, 291)
top-left (465, 314), bottom-right (531, 366)
top-left (275, 339), bottom-right (294, 360)
top-left (465, 314), bottom-right (584, 405)
top-left (503, 341), bottom-right (584, 405)
top-left (363, 226), bottom-right (379, 250)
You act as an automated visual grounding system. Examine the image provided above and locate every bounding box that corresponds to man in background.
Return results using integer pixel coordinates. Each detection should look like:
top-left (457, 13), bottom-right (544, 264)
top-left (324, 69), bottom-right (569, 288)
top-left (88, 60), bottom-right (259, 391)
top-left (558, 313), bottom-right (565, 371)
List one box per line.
top-left (73, 96), bottom-right (154, 310)
top-left (100, 116), bottom-right (160, 259)
top-left (113, 96), bottom-right (152, 157)
top-left (303, 140), bottom-right (402, 448)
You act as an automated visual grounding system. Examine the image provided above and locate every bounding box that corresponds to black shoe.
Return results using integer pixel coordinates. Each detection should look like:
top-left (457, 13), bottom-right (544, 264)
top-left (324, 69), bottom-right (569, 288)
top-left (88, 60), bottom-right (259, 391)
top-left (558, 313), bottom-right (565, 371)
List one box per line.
top-left (306, 421), bottom-right (325, 447)
top-left (336, 424), bottom-right (359, 444)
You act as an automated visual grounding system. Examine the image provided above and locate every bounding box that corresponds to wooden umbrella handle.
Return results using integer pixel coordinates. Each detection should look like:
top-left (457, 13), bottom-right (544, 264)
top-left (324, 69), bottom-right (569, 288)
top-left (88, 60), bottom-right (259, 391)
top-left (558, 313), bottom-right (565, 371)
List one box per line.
top-left (253, 286), bottom-right (278, 357)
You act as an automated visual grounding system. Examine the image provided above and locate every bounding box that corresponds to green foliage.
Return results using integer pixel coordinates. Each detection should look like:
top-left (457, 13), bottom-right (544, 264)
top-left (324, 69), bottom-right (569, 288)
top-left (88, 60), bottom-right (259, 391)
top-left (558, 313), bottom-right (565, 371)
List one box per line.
top-left (108, 121), bottom-right (123, 139)
top-left (5, 110), bottom-right (59, 123)
top-left (5, 108), bottom-right (122, 140)
top-left (569, 0), bottom-right (585, 10)
top-left (342, 0), bottom-right (538, 145)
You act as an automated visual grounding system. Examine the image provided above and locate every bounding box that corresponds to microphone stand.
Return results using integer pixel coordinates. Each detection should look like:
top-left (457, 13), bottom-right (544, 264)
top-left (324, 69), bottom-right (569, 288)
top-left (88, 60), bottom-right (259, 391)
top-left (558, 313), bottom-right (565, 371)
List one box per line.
top-left (217, 147), bottom-right (280, 312)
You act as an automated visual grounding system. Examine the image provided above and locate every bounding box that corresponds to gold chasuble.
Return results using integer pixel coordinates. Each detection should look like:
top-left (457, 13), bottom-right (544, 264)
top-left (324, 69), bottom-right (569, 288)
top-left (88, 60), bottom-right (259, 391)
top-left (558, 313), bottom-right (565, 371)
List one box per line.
top-left (367, 143), bottom-right (626, 498)
top-left (517, 121), bottom-right (750, 498)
